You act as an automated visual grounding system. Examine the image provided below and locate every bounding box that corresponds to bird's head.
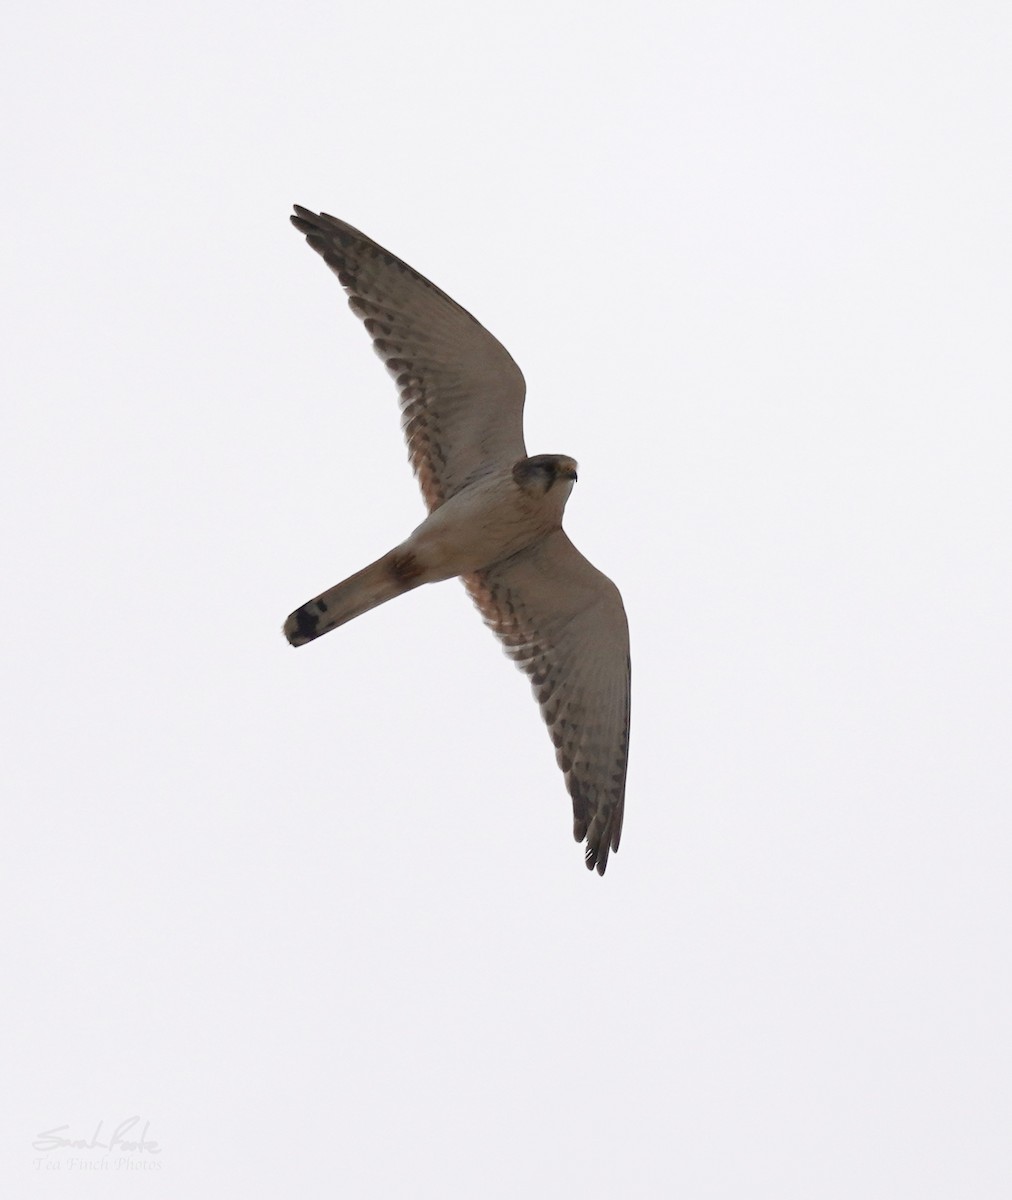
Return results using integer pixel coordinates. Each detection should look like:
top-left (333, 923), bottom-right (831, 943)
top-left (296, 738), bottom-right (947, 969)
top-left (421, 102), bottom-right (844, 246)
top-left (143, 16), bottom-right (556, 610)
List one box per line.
top-left (512, 454), bottom-right (579, 496)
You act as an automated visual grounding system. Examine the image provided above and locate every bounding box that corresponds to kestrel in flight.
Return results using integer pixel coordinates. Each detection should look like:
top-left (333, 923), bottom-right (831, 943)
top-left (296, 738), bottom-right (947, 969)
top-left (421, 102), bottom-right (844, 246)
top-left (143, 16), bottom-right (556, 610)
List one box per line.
top-left (283, 207), bottom-right (630, 873)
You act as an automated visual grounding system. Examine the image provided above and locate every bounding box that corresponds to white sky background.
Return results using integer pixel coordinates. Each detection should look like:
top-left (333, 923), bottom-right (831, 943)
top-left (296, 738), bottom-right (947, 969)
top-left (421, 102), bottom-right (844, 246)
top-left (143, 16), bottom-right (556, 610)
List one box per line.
top-left (3, 1), bottom-right (1011, 1195)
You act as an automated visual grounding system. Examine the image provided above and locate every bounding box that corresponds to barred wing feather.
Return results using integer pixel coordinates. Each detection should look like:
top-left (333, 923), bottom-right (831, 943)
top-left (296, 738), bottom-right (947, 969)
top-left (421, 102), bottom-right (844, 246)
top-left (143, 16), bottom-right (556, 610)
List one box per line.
top-left (464, 531), bottom-right (631, 874)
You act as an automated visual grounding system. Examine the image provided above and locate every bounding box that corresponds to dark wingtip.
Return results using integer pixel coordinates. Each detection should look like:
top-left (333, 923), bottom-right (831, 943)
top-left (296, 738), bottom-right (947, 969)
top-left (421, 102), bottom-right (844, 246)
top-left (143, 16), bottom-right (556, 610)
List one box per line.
top-left (581, 813), bottom-right (621, 876)
top-left (585, 842), bottom-right (611, 876)
top-left (291, 205), bottom-right (323, 237)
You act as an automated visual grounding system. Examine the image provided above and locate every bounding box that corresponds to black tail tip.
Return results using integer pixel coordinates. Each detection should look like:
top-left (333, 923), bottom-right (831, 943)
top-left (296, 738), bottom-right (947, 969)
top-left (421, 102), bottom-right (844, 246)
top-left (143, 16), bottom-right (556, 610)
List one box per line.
top-left (284, 604), bottom-right (320, 646)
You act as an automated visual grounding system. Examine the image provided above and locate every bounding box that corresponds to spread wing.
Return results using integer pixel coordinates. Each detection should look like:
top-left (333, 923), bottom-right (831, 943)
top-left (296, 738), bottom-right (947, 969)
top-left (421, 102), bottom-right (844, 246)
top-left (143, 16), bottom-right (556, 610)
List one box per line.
top-left (290, 206), bottom-right (527, 511)
top-left (464, 531), bottom-right (631, 874)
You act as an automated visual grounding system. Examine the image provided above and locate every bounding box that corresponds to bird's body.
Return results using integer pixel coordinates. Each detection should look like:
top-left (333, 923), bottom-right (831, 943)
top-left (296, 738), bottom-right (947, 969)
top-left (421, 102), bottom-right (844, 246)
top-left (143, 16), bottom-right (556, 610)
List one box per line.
top-left (284, 208), bottom-right (630, 873)
top-left (285, 459), bottom-right (576, 644)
